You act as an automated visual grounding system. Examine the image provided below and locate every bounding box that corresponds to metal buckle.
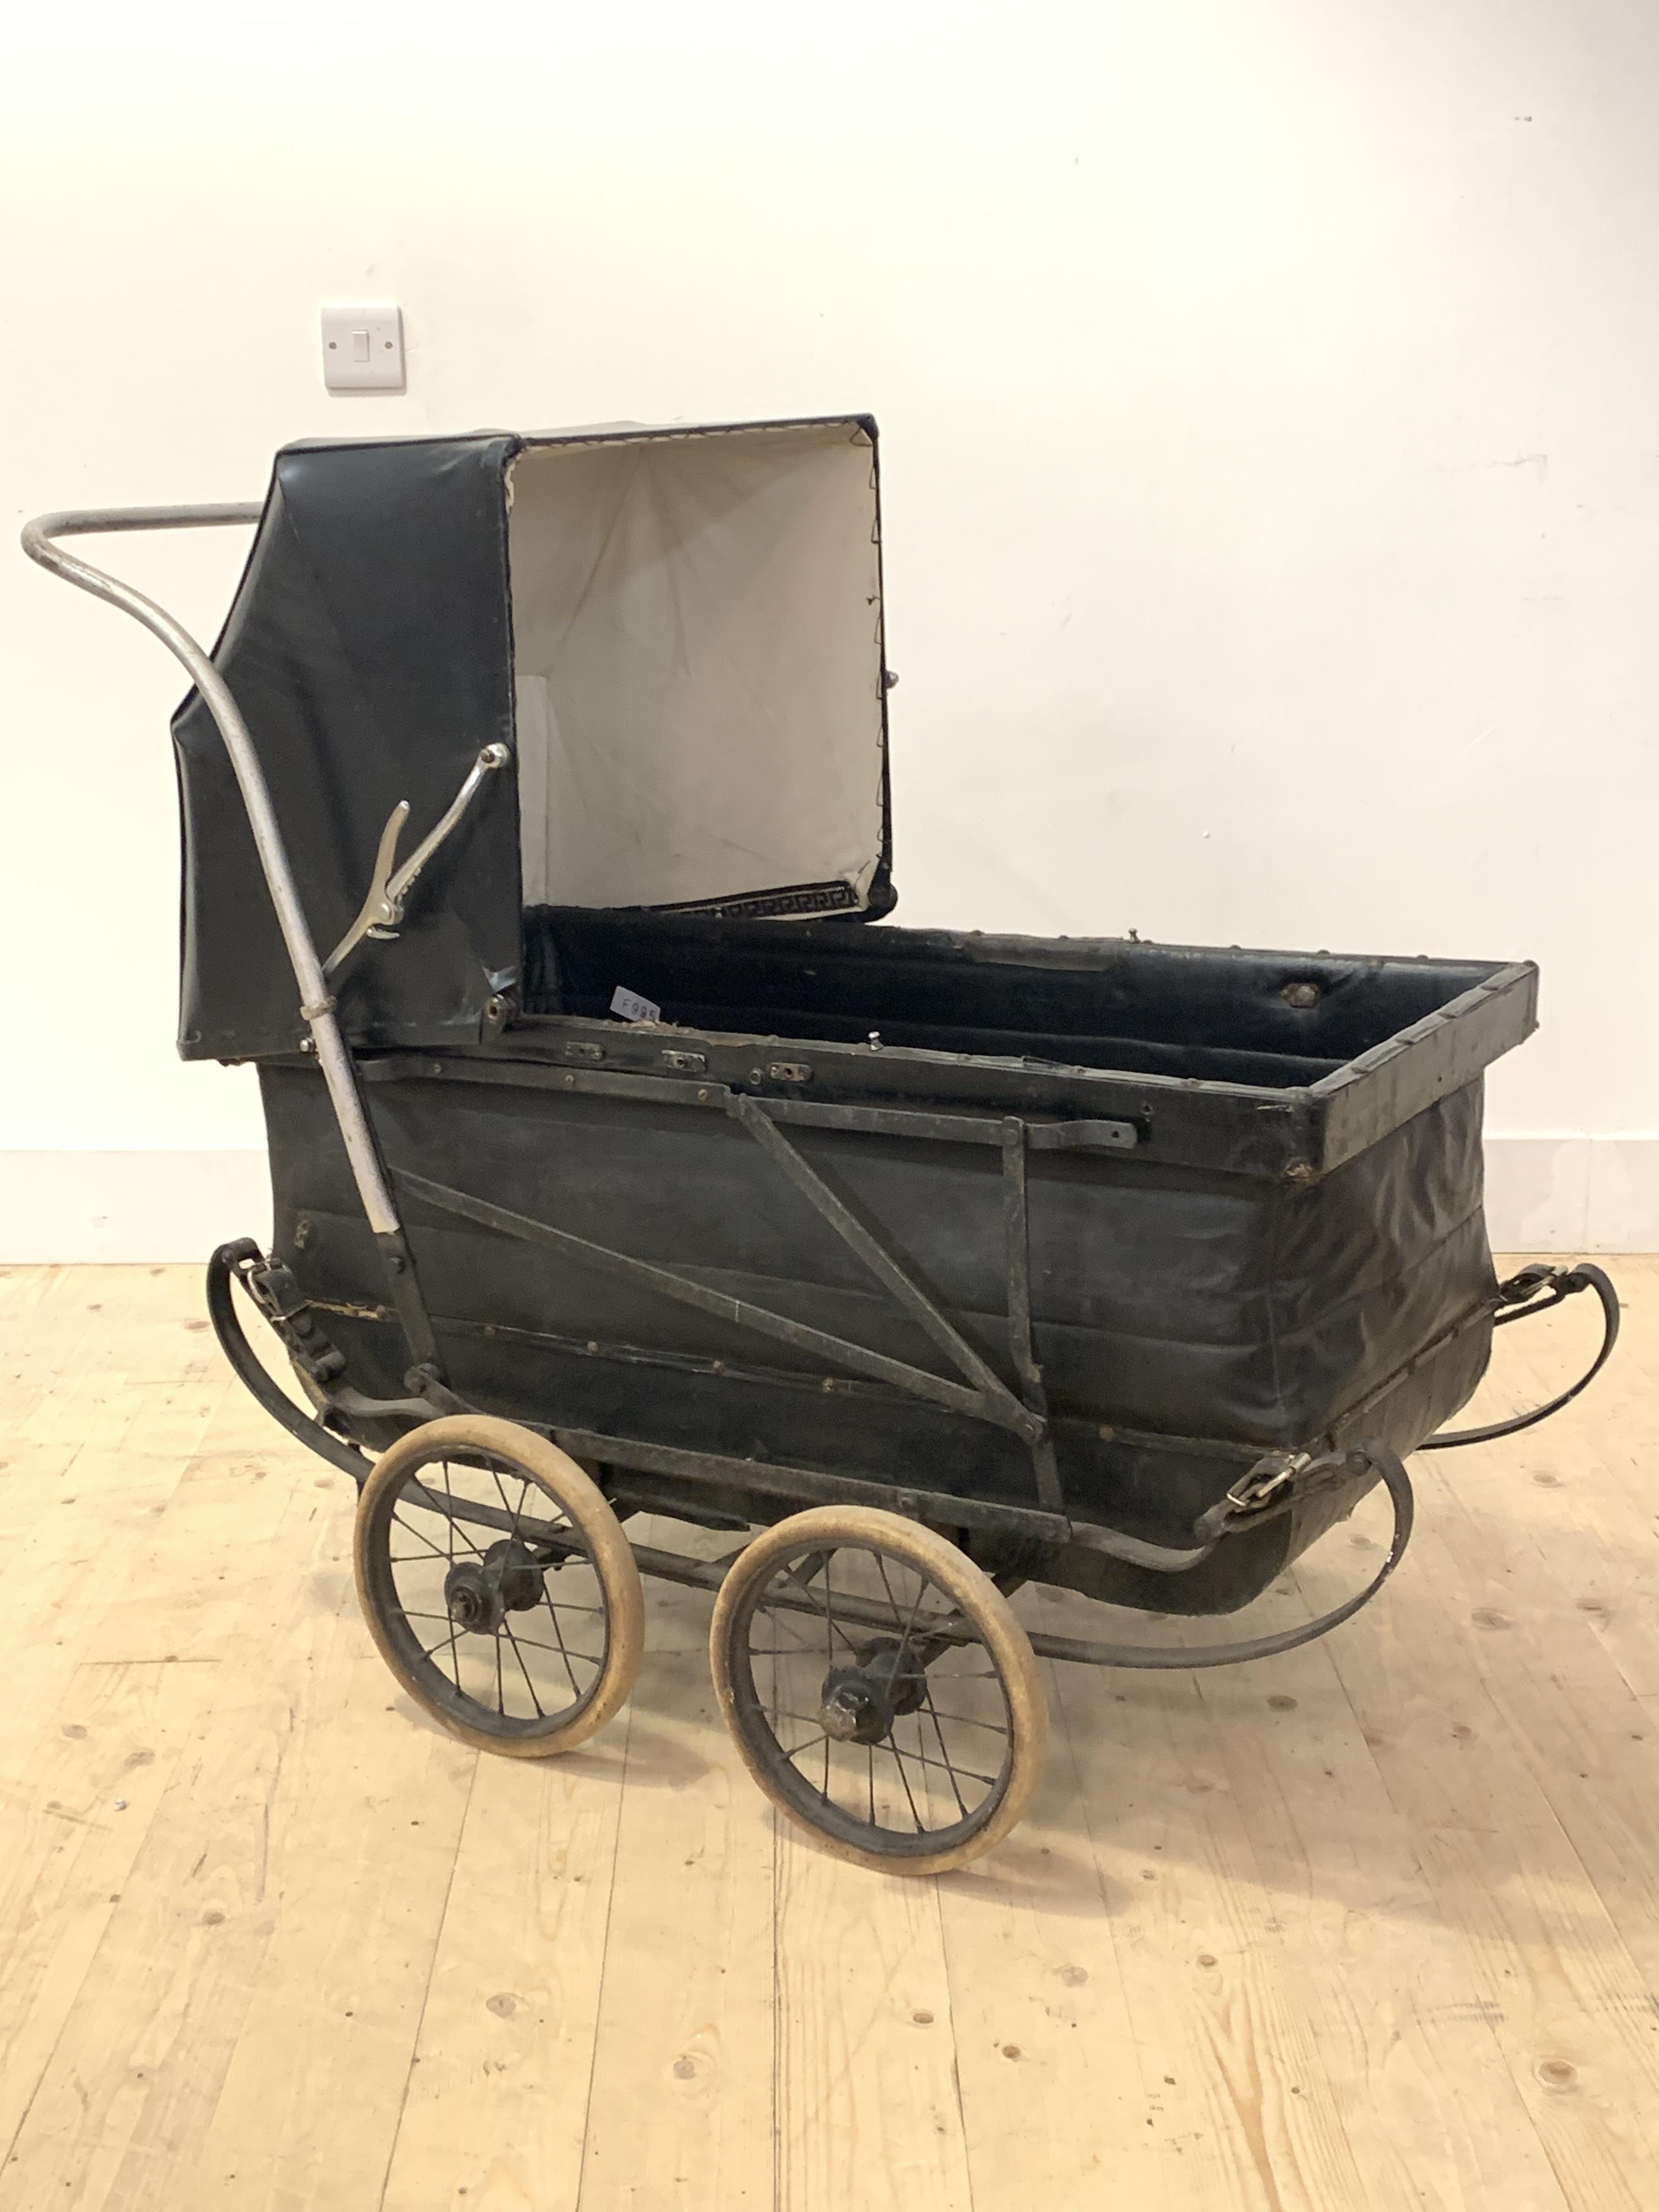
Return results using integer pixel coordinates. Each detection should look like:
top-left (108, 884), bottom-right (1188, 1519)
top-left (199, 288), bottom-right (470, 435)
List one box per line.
top-left (1223, 1451), bottom-right (1310, 1518)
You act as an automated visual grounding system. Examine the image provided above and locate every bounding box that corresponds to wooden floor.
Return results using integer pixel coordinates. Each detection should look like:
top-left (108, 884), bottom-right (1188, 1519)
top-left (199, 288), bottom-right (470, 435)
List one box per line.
top-left (1, 1260), bottom-right (1657, 2211)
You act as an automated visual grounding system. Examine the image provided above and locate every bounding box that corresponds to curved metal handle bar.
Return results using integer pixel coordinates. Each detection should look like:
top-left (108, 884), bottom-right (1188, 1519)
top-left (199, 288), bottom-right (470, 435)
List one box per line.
top-left (20, 504), bottom-right (400, 1236)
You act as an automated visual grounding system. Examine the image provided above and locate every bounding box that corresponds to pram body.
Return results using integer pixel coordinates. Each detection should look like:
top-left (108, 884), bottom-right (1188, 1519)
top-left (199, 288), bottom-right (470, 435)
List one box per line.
top-left (25, 415), bottom-right (1614, 1872)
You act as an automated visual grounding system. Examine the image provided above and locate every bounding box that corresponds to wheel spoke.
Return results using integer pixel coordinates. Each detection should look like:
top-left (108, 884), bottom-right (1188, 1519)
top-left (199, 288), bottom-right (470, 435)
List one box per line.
top-left (765, 1570), bottom-right (861, 1656)
top-left (891, 1554), bottom-right (933, 1661)
top-left (397, 1610), bottom-right (596, 1669)
top-left (503, 1621), bottom-right (545, 1719)
top-left (921, 1679), bottom-right (970, 1816)
top-left (752, 1613), bottom-right (817, 1655)
top-left (874, 1550), bottom-right (905, 1632)
top-left (503, 1632), bottom-right (602, 1666)
top-left (879, 1733), bottom-right (997, 1792)
top-left (915, 1706), bottom-right (1009, 1736)
top-left (393, 1503), bottom-right (484, 1564)
top-left (390, 1512), bottom-right (449, 1562)
top-left (396, 1495), bottom-right (487, 1566)
top-left (540, 1580), bottom-right (585, 1697)
top-left (777, 1731), bottom-right (827, 1765)
top-left (889, 1730), bottom-right (926, 1832)
top-left (783, 1550), bottom-right (832, 1596)
top-left (490, 1463), bottom-right (521, 1535)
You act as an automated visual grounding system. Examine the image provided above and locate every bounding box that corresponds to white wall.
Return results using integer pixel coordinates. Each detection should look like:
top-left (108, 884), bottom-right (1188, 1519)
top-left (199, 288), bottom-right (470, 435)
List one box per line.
top-left (4, 0), bottom-right (1657, 1257)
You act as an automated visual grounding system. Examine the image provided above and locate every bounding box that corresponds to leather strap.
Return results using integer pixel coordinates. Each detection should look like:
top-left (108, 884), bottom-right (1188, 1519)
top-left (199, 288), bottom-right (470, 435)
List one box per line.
top-left (1422, 1263), bottom-right (1619, 1451)
top-left (1030, 1442), bottom-right (1416, 1672)
top-left (205, 1241), bottom-right (374, 1485)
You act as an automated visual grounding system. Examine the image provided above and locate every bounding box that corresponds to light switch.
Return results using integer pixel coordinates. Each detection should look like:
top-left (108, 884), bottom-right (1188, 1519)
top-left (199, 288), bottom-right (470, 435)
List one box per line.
top-left (321, 303), bottom-right (405, 392)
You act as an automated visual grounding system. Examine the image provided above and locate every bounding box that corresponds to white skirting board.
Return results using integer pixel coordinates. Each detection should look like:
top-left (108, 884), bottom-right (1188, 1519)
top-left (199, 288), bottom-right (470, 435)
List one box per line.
top-left (0, 1139), bottom-right (1655, 1265)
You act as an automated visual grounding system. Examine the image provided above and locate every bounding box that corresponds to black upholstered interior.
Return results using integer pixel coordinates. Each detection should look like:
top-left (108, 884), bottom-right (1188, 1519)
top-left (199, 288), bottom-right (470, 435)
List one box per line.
top-left (522, 907), bottom-right (1502, 1092)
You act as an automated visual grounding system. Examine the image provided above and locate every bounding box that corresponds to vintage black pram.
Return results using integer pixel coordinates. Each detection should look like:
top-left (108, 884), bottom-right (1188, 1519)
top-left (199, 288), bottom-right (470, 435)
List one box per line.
top-left (24, 416), bottom-right (1618, 1873)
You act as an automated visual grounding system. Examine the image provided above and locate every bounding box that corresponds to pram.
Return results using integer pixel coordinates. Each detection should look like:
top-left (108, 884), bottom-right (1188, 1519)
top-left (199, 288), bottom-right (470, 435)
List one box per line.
top-left (24, 415), bottom-right (1617, 1872)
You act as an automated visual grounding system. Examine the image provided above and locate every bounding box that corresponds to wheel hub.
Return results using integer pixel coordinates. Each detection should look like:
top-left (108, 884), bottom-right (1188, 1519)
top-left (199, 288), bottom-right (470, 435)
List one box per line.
top-left (443, 1539), bottom-right (544, 1634)
top-left (817, 1636), bottom-right (928, 1745)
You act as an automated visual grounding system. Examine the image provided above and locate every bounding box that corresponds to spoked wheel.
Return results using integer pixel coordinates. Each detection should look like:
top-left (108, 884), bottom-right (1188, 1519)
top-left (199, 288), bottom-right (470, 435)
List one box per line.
top-left (354, 1415), bottom-right (644, 1756)
top-left (710, 1504), bottom-right (1048, 1875)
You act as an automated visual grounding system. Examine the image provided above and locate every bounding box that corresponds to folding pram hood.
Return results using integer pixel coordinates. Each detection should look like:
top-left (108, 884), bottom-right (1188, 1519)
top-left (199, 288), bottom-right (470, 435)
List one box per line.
top-left (172, 416), bottom-right (893, 1060)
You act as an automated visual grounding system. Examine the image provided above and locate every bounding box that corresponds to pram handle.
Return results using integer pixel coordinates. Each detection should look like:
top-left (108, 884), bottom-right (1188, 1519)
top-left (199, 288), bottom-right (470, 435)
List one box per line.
top-left (20, 504), bottom-right (402, 1244)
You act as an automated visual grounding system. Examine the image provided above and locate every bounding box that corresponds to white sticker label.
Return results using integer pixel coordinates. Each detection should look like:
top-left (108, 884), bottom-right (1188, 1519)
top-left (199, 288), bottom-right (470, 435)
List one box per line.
top-left (610, 985), bottom-right (662, 1024)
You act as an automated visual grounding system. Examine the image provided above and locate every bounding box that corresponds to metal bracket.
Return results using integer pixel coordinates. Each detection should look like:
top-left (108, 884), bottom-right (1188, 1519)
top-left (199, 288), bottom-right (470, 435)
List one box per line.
top-left (239, 1254), bottom-right (347, 1387)
top-left (727, 1092), bottom-right (1030, 1432)
top-left (1001, 1118), bottom-right (1065, 1511)
top-left (325, 742), bottom-right (510, 977)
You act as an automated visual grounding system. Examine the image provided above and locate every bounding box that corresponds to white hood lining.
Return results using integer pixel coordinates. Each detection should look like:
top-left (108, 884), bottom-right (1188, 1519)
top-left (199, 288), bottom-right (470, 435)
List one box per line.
top-left (509, 419), bottom-right (885, 914)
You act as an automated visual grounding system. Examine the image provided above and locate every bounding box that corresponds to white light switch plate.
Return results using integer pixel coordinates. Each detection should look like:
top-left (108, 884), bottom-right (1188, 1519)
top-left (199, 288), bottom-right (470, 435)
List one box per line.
top-left (320, 303), bottom-right (405, 392)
